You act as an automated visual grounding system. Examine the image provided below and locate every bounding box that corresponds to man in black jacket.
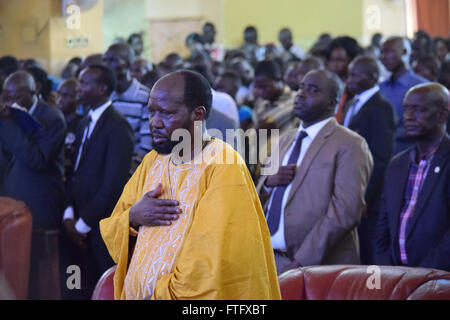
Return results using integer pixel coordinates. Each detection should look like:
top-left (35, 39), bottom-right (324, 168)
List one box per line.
top-left (61, 65), bottom-right (134, 299)
top-left (344, 56), bottom-right (396, 264)
top-left (374, 83), bottom-right (450, 271)
top-left (0, 70), bottom-right (66, 298)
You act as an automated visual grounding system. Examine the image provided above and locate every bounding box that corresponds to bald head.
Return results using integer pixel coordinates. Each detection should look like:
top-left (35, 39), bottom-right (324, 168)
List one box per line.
top-left (3, 70), bottom-right (36, 91)
top-left (403, 83), bottom-right (449, 140)
top-left (57, 78), bottom-right (78, 114)
top-left (406, 83), bottom-right (449, 110)
top-left (381, 36), bottom-right (410, 72)
top-left (311, 69), bottom-right (343, 101)
top-left (347, 55), bottom-right (379, 94)
top-left (2, 71), bottom-right (37, 109)
top-left (152, 70), bottom-right (212, 117)
top-left (105, 43), bottom-right (135, 64)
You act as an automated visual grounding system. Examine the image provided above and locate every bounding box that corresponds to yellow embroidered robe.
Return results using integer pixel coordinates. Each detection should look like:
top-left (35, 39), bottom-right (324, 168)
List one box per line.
top-left (100, 139), bottom-right (281, 300)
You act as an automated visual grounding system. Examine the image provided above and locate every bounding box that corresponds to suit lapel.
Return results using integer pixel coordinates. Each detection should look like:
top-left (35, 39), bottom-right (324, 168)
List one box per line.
top-left (77, 106), bottom-right (112, 169)
top-left (406, 136), bottom-right (450, 238)
top-left (349, 93), bottom-right (378, 129)
top-left (285, 119), bottom-right (337, 206)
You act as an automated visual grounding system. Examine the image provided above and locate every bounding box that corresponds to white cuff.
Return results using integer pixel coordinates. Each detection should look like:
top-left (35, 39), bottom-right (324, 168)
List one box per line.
top-left (63, 206), bottom-right (75, 221)
top-left (75, 218), bottom-right (92, 234)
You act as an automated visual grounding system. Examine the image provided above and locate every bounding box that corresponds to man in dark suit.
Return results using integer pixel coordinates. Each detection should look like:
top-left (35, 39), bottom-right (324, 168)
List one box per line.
top-left (0, 71), bottom-right (66, 298)
top-left (374, 83), bottom-right (450, 271)
top-left (61, 65), bottom-right (134, 299)
top-left (344, 56), bottom-right (396, 264)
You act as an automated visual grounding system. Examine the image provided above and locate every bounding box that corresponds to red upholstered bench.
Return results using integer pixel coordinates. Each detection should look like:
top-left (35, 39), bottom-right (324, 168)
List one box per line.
top-left (279, 265), bottom-right (450, 300)
top-left (0, 197), bottom-right (32, 300)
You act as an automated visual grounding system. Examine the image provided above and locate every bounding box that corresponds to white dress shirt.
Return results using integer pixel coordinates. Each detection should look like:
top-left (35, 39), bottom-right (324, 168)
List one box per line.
top-left (267, 117), bottom-right (333, 251)
top-left (212, 89), bottom-right (240, 128)
top-left (63, 100), bottom-right (112, 234)
top-left (343, 85), bottom-right (379, 127)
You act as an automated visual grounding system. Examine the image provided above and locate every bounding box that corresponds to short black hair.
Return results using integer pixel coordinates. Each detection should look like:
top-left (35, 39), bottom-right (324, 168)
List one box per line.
top-left (127, 33), bottom-right (142, 43)
top-left (415, 54), bottom-right (441, 76)
top-left (179, 70), bottom-right (212, 118)
top-left (254, 60), bottom-right (282, 80)
top-left (325, 36), bottom-right (363, 61)
top-left (0, 55), bottom-right (20, 75)
top-left (85, 64), bottom-right (116, 96)
top-left (186, 33), bottom-right (205, 46)
top-left (25, 67), bottom-right (52, 101)
top-left (244, 26), bottom-right (257, 34)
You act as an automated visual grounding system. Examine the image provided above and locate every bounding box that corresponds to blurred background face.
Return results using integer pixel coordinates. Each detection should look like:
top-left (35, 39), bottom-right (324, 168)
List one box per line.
top-left (77, 69), bottom-right (104, 106)
top-left (380, 40), bottom-right (403, 72)
top-left (412, 60), bottom-right (435, 81)
top-left (129, 36), bottom-right (143, 57)
top-left (244, 29), bottom-right (257, 44)
top-left (346, 62), bottom-right (375, 95)
top-left (283, 65), bottom-right (301, 91)
top-left (203, 24), bottom-right (216, 44)
top-left (253, 75), bottom-right (283, 102)
top-left (434, 40), bottom-right (449, 62)
top-left (130, 59), bottom-right (152, 82)
top-left (279, 30), bottom-right (292, 50)
top-left (102, 49), bottom-right (128, 79)
top-left (57, 82), bottom-right (77, 114)
top-left (326, 47), bottom-right (349, 79)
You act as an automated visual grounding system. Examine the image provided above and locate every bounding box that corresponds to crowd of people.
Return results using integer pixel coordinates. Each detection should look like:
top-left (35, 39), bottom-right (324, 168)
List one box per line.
top-left (0, 22), bottom-right (449, 299)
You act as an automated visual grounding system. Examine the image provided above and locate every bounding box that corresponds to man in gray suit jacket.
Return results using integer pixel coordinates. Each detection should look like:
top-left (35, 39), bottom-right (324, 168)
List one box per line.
top-left (257, 70), bottom-right (373, 274)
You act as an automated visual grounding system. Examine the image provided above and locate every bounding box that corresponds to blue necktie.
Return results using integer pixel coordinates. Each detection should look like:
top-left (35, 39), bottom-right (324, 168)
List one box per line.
top-left (267, 130), bottom-right (308, 235)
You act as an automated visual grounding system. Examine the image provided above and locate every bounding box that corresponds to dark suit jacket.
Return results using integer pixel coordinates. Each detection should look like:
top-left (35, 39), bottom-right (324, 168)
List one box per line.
top-left (0, 100), bottom-right (66, 229)
top-left (374, 135), bottom-right (450, 271)
top-left (344, 91), bottom-right (395, 213)
top-left (66, 105), bottom-right (134, 230)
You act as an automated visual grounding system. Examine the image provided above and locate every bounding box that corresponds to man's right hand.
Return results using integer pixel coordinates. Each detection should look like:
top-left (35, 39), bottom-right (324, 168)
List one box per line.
top-left (0, 103), bottom-right (11, 118)
top-left (129, 183), bottom-right (181, 228)
top-left (264, 164), bottom-right (297, 187)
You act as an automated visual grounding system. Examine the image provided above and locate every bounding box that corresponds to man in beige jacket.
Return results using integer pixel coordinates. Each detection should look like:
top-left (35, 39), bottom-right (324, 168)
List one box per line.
top-left (257, 69), bottom-right (373, 274)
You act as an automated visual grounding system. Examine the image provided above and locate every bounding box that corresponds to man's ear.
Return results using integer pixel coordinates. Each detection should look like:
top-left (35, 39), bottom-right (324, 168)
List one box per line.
top-left (99, 83), bottom-right (108, 97)
top-left (191, 106), bottom-right (207, 121)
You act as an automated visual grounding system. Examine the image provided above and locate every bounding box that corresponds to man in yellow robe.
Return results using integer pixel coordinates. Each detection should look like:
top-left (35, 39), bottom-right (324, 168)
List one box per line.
top-left (100, 70), bottom-right (281, 300)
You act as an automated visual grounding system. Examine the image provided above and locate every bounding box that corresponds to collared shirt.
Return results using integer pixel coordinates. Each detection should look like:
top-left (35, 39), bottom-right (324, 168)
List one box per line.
top-left (28, 96), bottom-right (39, 115)
top-left (268, 117), bottom-right (333, 250)
top-left (398, 139), bottom-right (442, 264)
top-left (212, 89), bottom-right (240, 128)
top-left (343, 85), bottom-right (379, 127)
top-left (111, 78), bottom-right (151, 157)
top-left (379, 70), bottom-right (428, 129)
top-left (63, 100), bottom-right (112, 234)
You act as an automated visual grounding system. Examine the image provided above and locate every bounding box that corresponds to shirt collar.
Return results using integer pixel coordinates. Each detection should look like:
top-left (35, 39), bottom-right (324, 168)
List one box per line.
top-left (354, 85), bottom-right (379, 105)
top-left (28, 96), bottom-right (39, 115)
top-left (389, 69), bottom-right (414, 86)
top-left (409, 136), bottom-right (444, 163)
top-left (299, 117), bottom-right (333, 141)
top-left (88, 100), bottom-right (111, 122)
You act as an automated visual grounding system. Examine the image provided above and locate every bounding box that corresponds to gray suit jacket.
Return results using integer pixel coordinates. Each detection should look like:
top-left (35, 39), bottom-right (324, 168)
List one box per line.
top-left (257, 118), bottom-right (373, 265)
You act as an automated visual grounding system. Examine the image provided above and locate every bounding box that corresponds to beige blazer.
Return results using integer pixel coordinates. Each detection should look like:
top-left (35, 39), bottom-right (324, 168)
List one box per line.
top-left (257, 118), bottom-right (373, 266)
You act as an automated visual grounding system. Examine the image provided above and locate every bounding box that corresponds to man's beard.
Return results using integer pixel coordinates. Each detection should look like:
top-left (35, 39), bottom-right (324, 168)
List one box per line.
top-left (152, 139), bottom-right (180, 155)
